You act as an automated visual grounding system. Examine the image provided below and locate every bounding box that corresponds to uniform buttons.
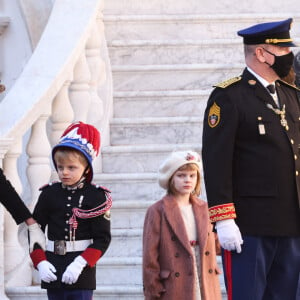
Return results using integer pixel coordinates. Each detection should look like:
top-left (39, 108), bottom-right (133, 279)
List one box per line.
top-left (66, 213), bottom-right (70, 217)
top-left (291, 139), bottom-right (294, 144)
top-left (175, 272), bottom-right (180, 277)
top-left (68, 196), bottom-right (72, 200)
top-left (66, 220), bottom-right (69, 224)
top-left (67, 204), bottom-right (71, 207)
top-left (295, 155), bottom-right (298, 160)
top-left (208, 269), bottom-right (213, 274)
top-left (205, 251), bottom-right (210, 256)
top-left (296, 171), bottom-right (299, 176)
top-left (65, 236), bottom-right (68, 240)
top-left (64, 228), bottom-right (68, 232)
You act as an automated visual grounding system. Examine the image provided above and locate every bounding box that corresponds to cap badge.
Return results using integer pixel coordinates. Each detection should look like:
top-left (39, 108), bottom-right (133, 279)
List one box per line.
top-left (208, 102), bottom-right (220, 128)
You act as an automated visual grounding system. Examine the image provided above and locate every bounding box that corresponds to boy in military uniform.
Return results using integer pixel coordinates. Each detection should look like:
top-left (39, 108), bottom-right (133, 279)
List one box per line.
top-left (202, 18), bottom-right (300, 300)
top-left (30, 122), bottom-right (112, 300)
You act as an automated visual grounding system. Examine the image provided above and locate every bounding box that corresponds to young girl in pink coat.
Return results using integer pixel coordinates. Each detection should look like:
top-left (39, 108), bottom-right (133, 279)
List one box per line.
top-left (143, 150), bottom-right (222, 300)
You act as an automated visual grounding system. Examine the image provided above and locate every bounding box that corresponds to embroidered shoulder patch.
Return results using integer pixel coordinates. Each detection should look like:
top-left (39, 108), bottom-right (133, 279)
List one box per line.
top-left (208, 102), bottom-right (221, 128)
top-left (214, 76), bottom-right (242, 88)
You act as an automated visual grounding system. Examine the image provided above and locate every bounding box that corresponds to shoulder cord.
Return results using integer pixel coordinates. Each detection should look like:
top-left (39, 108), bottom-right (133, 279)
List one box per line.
top-left (68, 189), bottom-right (112, 241)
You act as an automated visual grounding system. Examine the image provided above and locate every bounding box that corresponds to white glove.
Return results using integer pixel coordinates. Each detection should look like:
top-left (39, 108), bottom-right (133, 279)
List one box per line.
top-left (62, 256), bottom-right (87, 285)
top-left (215, 219), bottom-right (243, 253)
top-left (37, 260), bottom-right (57, 283)
top-left (28, 223), bottom-right (46, 252)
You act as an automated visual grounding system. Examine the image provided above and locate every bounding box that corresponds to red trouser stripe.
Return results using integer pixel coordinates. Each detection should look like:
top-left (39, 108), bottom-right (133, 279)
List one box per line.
top-left (224, 250), bottom-right (233, 300)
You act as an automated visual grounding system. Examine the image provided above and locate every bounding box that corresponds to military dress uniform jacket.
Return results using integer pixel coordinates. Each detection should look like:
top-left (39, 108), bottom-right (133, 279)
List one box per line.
top-left (0, 168), bottom-right (32, 224)
top-left (202, 68), bottom-right (300, 237)
top-left (33, 182), bottom-right (111, 290)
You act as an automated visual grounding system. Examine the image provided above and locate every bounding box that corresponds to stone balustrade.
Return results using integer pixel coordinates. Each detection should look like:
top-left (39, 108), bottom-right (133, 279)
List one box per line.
top-left (0, 0), bottom-right (112, 298)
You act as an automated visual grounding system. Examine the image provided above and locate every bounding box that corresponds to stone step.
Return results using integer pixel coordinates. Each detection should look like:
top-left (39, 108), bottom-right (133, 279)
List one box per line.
top-left (110, 200), bottom-right (153, 229)
top-left (106, 229), bottom-right (143, 257)
top-left (6, 285), bottom-right (144, 300)
top-left (94, 173), bottom-right (163, 201)
top-left (112, 63), bottom-right (243, 91)
top-left (104, 1), bottom-right (300, 15)
top-left (97, 257), bottom-right (142, 285)
top-left (110, 116), bottom-right (203, 145)
top-left (102, 144), bottom-right (201, 173)
top-left (113, 89), bottom-right (210, 118)
top-left (108, 39), bottom-right (243, 65)
top-left (104, 14), bottom-right (300, 42)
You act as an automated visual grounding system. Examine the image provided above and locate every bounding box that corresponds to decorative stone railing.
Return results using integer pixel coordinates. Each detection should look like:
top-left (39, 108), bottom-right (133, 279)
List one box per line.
top-left (0, 0), bottom-right (112, 298)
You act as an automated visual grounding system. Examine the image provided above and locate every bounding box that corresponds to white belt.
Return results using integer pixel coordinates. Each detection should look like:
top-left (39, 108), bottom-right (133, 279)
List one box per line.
top-left (47, 239), bottom-right (92, 255)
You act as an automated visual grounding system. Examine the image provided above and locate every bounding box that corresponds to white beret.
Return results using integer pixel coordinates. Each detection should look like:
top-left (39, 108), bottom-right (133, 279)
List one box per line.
top-left (158, 150), bottom-right (201, 189)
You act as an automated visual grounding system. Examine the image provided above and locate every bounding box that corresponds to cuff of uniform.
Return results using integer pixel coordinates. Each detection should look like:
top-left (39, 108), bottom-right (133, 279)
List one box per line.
top-left (81, 248), bottom-right (102, 267)
top-left (209, 203), bottom-right (236, 223)
top-left (30, 249), bottom-right (47, 268)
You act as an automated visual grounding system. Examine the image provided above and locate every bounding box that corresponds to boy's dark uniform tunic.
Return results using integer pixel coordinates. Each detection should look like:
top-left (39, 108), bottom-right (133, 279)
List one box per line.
top-left (33, 182), bottom-right (111, 289)
top-left (202, 68), bottom-right (300, 237)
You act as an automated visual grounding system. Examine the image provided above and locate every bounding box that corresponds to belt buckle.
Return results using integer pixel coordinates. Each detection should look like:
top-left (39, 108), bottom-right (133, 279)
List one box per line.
top-left (54, 240), bottom-right (66, 255)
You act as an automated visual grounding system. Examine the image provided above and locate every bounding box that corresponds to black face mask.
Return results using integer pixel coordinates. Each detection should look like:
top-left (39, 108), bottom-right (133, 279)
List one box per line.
top-left (263, 48), bottom-right (294, 78)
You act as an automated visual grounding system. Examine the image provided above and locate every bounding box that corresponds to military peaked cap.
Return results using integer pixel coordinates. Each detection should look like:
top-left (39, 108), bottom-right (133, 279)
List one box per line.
top-left (237, 18), bottom-right (297, 47)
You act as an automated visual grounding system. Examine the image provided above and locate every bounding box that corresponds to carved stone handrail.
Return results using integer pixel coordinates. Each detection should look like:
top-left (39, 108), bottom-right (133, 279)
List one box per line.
top-left (0, 0), bottom-right (104, 140)
top-left (0, 0), bottom-right (113, 295)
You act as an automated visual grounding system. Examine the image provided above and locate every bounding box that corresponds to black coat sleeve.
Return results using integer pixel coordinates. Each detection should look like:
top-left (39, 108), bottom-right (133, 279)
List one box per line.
top-left (0, 168), bottom-right (32, 224)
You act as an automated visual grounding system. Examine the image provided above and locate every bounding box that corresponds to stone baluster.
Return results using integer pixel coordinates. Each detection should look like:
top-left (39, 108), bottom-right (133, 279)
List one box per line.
top-left (86, 20), bottom-right (104, 125)
top-left (50, 80), bottom-right (74, 180)
top-left (86, 18), bottom-right (104, 173)
top-left (92, 7), bottom-right (113, 148)
top-left (50, 79), bottom-right (74, 147)
top-left (69, 52), bottom-right (92, 123)
top-left (3, 141), bottom-right (32, 286)
top-left (26, 114), bottom-right (52, 212)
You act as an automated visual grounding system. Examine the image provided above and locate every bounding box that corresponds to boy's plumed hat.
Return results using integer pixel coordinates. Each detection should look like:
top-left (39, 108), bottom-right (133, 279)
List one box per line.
top-left (237, 18), bottom-right (297, 47)
top-left (52, 121), bottom-right (100, 183)
top-left (158, 150), bottom-right (201, 189)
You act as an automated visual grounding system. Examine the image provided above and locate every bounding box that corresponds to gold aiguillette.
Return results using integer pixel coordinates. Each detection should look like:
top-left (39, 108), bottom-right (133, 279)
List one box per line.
top-left (266, 103), bottom-right (288, 130)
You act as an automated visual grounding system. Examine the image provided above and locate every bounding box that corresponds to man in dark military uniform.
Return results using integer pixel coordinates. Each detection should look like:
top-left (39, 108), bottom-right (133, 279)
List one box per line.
top-left (202, 18), bottom-right (300, 300)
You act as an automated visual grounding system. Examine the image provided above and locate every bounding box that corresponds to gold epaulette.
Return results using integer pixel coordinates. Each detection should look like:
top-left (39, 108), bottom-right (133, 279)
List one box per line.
top-left (277, 79), bottom-right (300, 91)
top-left (213, 76), bottom-right (242, 88)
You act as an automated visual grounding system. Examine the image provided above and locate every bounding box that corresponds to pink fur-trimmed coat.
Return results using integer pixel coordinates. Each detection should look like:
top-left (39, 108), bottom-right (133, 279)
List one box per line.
top-left (143, 194), bottom-right (222, 300)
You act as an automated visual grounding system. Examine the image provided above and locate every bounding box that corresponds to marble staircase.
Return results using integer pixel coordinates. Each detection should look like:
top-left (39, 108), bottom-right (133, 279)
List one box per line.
top-left (94, 3), bottom-right (300, 300)
top-left (5, 1), bottom-right (300, 299)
